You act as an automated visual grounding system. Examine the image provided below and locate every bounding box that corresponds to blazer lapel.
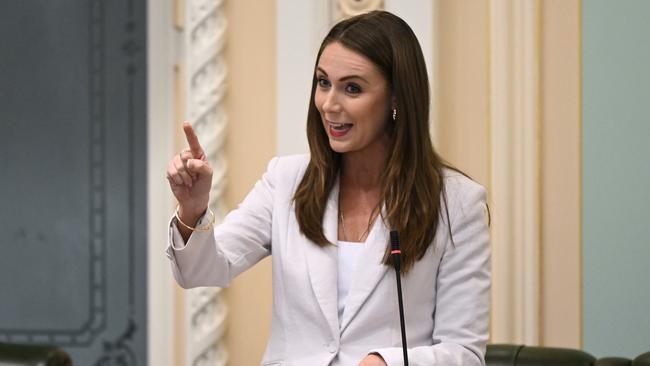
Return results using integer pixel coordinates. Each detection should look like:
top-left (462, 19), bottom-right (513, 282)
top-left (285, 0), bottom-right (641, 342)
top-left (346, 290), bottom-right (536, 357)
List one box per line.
top-left (304, 177), bottom-right (340, 340)
top-left (339, 207), bottom-right (390, 333)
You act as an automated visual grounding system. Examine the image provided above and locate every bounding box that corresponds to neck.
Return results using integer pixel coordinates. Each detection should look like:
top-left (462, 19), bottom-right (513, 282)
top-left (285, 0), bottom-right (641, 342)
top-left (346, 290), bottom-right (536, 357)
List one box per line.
top-left (340, 136), bottom-right (390, 190)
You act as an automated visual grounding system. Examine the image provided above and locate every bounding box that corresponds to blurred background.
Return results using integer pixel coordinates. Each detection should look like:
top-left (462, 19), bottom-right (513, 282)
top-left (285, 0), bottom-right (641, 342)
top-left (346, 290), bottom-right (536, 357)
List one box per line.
top-left (1, 0), bottom-right (648, 365)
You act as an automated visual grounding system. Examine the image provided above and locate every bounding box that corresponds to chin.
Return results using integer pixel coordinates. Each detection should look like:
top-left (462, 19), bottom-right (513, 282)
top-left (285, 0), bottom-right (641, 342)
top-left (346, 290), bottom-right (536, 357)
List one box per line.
top-left (328, 140), bottom-right (352, 154)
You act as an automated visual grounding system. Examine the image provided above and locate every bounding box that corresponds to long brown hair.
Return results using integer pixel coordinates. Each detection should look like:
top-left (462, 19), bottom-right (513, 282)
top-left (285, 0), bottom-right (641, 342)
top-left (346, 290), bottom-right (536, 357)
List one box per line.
top-left (293, 11), bottom-right (451, 273)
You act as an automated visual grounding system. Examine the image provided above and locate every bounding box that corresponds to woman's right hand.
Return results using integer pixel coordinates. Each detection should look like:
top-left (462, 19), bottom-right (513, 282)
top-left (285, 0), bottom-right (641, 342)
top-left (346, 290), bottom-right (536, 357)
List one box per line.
top-left (166, 122), bottom-right (213, 230)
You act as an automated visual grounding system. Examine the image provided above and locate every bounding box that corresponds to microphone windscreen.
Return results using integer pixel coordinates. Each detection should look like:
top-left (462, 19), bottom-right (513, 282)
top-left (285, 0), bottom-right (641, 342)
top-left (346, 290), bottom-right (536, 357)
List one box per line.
top-left (390, 230), bottom-right (400, 250)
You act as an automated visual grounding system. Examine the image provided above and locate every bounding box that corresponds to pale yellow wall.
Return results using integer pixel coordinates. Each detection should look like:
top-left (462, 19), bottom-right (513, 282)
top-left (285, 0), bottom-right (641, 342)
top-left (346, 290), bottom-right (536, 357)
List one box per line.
top-left (223, 1), bottom-right (276, 365)
top-left (435, 0), bottom-right (582, 347)
top-left (435, 0), bottom-right (491, 188)
top-left (539, 0), bottom-right (581, 348)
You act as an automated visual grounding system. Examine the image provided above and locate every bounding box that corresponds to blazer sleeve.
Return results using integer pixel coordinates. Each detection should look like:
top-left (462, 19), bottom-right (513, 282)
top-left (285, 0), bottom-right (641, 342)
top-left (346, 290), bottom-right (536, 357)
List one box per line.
top-left (370, 181), bottom-right (491, 366)
top-left (165, 157), bottom-right (280, 289)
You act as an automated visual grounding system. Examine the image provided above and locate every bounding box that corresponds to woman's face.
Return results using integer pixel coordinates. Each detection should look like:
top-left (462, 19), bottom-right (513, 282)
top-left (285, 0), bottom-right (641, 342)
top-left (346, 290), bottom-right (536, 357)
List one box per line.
top-left (314, 42), bottom-right (392, 156)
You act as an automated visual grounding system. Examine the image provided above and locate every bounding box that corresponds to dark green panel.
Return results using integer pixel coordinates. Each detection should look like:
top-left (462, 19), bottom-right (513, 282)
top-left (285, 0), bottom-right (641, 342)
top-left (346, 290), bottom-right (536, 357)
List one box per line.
top-left (0, 1), bottom-right (147, 364)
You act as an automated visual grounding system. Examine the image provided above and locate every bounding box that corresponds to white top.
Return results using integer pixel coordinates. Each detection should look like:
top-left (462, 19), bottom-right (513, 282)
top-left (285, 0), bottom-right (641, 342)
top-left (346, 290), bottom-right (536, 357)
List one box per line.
top-left (337, 240), bottom-right (365, 320)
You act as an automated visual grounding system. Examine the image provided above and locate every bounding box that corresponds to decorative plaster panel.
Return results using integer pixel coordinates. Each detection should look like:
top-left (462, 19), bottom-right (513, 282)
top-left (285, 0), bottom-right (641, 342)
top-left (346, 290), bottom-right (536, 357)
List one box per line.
top-left (180, 0), bottom-right (228, 365)
top-left (335, 0), bottom-right (384, 19)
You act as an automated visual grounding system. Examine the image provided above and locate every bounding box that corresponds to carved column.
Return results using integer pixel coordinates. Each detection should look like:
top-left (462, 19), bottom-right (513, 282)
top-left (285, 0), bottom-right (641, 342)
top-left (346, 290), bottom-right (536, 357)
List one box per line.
top-left (178, 0), bottom-right (228, 365)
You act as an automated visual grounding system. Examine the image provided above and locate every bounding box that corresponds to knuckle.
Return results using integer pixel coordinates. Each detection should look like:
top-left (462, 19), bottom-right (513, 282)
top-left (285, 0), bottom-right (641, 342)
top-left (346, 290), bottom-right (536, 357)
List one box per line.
top-left (174, 159), bottom-right (186, 171)
top-left (167, 159), bottom-right (177, 170)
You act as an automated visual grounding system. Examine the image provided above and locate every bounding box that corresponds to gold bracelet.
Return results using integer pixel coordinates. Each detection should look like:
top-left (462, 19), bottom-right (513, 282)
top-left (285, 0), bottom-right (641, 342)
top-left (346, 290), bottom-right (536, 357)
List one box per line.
top-left (175, 204), bottom-right (216, 232)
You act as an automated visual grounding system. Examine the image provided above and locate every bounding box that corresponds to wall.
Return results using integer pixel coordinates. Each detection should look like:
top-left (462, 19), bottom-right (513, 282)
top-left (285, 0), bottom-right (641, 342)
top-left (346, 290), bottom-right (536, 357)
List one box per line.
top-left (147, 0), bottom-right (177, 365)
top-left (436, 0), bottom-right (583, 346)
top-left (223, 1), bottom-right (277, 365)
top-left (539, 0), bottom-right (582, 348)
top-left (582, 0), bottom-right (650, 357)
top-left (0, 1), bottom-right (148, 364)
top-left (435, 0), bottom-right (490, 187)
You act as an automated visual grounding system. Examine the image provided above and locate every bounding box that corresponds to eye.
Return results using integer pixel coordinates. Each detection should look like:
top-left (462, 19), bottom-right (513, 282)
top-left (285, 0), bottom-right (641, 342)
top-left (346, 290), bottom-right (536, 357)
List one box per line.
top-left (317, 77), bottom-right (330, 88)
top-left (345, 83), bottom-right (361, 95)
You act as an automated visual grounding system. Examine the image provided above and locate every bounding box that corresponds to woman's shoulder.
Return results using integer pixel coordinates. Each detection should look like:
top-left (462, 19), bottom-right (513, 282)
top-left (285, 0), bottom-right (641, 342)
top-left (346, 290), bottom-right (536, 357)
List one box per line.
top-left (264, 154), bottom-right (311, 185)
top-left (268, 154), bottom-right (310, 172)
top-left (441, 167), bottom-right (487, 203)
top-left (273, 153), bottom-right (310, 166)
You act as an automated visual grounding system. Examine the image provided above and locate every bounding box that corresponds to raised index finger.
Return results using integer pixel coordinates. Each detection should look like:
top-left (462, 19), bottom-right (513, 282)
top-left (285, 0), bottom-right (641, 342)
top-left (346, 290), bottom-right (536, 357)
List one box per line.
top-left (183, 121), bottom-right (205, 158)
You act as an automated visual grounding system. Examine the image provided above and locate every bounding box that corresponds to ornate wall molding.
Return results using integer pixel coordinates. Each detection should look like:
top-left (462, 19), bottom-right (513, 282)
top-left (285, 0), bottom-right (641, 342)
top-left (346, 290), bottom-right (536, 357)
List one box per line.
top-left (2, 0), bottom-right (113, 349)
top-left (489, 0), bottom-right (541, 345)
top-left (333, 0), bottom-right (384, 20)
top-left (179, 0), bottom-right (228, 365)
top-left (2, 1), bottom-right (147, 363)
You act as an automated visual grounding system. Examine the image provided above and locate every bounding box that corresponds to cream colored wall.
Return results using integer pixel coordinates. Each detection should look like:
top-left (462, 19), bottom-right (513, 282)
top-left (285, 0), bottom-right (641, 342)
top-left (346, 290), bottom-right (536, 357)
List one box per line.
top-left (435, 0), bottom-right (491, 187)
top-left (539, 0), bottom-right (581, 348)
top-left (223, 1), bottom-right (276, 365)
top-left (435, 0), bottom-right (581, 347)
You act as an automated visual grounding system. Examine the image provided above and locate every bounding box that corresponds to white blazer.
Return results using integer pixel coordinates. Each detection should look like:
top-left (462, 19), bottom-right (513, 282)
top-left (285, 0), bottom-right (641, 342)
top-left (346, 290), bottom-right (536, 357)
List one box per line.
top-left (166, 154), bottom-right (490, 366)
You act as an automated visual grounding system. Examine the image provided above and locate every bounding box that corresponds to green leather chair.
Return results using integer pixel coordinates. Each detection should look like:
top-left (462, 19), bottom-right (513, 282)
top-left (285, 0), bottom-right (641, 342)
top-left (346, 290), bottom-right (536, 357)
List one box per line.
top-left (4, 342), bottom-right (650, 366)
top-left (487, 344), bottom-right (650, 366)
top-left (0, 343), bottom-right (72, 366)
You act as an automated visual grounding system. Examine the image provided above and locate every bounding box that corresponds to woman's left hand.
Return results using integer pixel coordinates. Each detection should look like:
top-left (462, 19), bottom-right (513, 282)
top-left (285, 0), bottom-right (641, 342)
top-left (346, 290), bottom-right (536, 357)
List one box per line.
top-left (357, 354), bottom-right (387, 366)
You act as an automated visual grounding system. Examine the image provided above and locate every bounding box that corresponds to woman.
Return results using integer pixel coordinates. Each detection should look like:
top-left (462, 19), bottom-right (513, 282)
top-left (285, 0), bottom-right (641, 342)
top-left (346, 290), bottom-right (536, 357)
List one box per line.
top-left (166, 11), bottom-right (490, 366)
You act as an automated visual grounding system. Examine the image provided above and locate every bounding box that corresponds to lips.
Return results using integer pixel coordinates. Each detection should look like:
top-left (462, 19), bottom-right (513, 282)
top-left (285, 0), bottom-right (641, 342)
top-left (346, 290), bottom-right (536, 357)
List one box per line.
top-left (328, 121), bottom-right (353, 138)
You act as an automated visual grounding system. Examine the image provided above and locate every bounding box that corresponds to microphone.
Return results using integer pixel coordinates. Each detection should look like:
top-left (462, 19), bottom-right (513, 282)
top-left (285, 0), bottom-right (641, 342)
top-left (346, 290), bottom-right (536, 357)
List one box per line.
top-left (390, 230), bottom-right (409, 366)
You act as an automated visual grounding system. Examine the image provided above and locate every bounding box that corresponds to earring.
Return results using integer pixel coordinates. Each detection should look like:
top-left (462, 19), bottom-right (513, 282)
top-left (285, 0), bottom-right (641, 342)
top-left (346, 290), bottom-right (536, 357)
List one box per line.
top-left (392, 109), bottom-right (397, 121)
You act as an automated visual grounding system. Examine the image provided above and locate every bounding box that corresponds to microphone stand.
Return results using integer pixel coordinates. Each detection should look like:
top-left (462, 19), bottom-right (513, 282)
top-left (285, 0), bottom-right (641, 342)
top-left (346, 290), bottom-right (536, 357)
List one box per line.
top-left (390, 230), bottom-right (409, 366)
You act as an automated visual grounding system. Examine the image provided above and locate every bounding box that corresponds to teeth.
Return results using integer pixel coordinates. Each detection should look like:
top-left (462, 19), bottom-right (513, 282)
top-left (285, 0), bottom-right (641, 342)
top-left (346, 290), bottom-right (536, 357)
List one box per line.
top-left (329, 122), bottom-right (351, 129)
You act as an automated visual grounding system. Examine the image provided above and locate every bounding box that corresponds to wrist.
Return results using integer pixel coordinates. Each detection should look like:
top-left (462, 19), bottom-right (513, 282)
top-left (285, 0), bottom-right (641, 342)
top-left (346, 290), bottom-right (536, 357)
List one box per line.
top-left (177, 204), bottom-right (207, 227)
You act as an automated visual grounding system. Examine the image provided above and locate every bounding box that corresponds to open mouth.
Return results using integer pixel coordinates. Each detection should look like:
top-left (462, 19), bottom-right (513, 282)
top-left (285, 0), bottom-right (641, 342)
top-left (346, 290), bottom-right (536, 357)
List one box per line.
top-left (328, 121), bottom-right (353, 137)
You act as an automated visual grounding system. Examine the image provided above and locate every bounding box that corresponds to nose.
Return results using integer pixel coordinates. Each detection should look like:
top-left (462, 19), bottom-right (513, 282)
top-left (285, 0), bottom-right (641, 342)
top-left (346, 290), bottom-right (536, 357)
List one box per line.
top-left (321, 88), bottom-right (342, 114)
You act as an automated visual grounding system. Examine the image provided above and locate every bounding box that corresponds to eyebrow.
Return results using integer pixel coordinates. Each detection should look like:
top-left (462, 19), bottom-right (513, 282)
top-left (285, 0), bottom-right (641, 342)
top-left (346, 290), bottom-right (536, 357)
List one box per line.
top-left (316, 67), bottom-right (369, 84)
